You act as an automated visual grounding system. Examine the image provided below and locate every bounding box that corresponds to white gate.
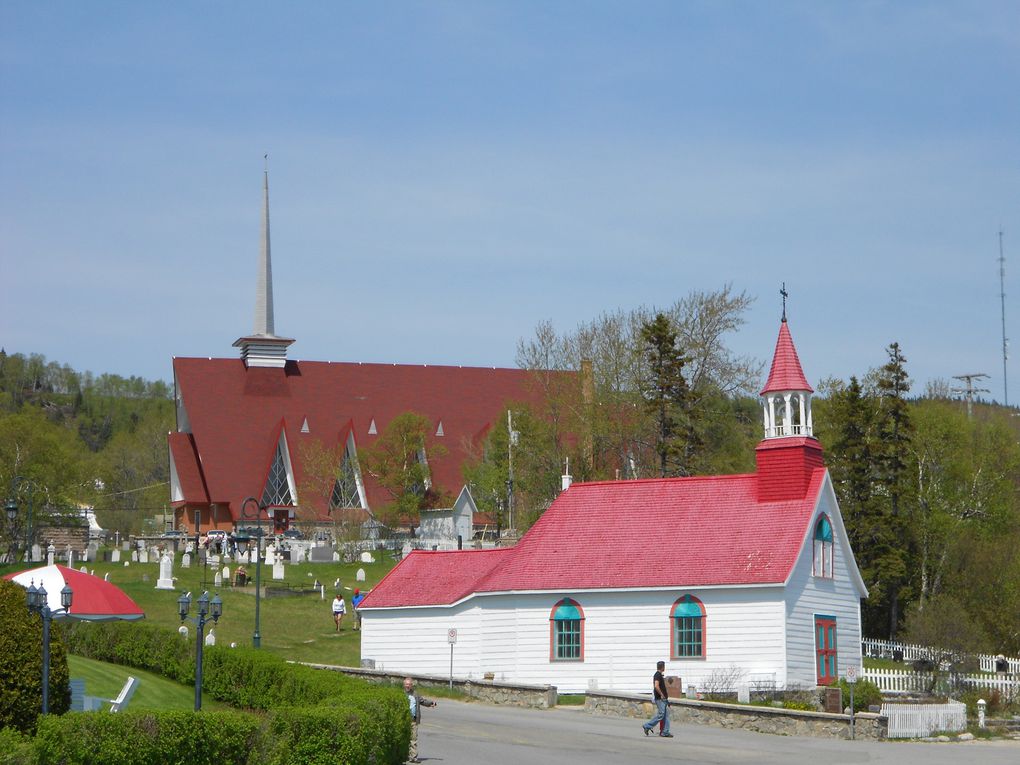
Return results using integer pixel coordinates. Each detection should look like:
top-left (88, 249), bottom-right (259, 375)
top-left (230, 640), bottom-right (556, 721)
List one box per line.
top-left (881, 700), bottom-right (967, 738)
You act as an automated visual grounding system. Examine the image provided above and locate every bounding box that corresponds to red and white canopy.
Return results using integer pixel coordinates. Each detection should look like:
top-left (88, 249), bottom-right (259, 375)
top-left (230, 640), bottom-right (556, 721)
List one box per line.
top-left (3, 564), bottom-right (145, 621)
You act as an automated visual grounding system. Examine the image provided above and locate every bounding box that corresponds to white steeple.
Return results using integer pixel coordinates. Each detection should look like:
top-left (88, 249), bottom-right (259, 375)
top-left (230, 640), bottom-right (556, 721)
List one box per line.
top-left (233, 158), bottom-right (294, 368)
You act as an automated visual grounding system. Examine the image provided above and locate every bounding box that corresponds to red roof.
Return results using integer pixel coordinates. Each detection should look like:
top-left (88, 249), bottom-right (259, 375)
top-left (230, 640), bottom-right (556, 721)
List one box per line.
top-left (361, 469), bottom-right (827, 607)
top-left (359, 548), bottom-right (513, 608)
top-left (171, 358), bottom-right (548, 520)
top-left (760, 320), bottom-right (813, 395)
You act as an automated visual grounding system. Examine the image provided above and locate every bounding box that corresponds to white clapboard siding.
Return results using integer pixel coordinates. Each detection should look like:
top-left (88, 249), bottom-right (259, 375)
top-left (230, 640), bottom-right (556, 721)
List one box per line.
top-left (784, 479), bottom-right (865, 688)
top-left (882, 701), bottom-right (967, 738)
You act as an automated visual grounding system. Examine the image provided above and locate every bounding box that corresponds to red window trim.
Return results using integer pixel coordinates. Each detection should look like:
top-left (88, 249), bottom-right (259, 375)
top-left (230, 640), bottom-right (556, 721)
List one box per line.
top-left (669, 595), bottom-right (707, 661)
top-left (549, 598), bottom-right (585, 663)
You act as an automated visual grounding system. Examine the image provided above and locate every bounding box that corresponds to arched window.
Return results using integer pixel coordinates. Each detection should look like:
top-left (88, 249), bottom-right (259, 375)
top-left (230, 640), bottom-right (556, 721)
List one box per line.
top-left (670, 595), bottom-right (705, 659)
top-left (813, 515), bottom-right (834, 578)
top-left (549, 598), bottom-right (584, 661)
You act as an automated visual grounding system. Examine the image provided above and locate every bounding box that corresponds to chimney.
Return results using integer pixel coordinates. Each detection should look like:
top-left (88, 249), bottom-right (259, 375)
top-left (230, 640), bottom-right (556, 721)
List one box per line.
top-left (561, 457), bottom-right (572, 492)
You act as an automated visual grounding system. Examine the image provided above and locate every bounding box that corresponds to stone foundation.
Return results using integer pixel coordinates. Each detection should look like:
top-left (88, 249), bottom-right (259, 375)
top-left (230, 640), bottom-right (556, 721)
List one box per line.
top-left (586, 691), bottom-right (887, 740)
top-left (302, 663), bottom-right (558, 709)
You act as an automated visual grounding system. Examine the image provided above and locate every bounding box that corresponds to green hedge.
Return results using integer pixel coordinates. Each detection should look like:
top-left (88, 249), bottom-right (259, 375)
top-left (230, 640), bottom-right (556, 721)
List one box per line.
top-left (34, 711), bottom-right (260, 765)
top-left (58, 621), bottom-right (409, 764)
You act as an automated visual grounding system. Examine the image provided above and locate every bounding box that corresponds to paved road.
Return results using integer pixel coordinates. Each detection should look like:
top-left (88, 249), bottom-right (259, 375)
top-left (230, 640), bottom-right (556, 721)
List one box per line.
top-left (415, 700), bottom-right (1019, 765)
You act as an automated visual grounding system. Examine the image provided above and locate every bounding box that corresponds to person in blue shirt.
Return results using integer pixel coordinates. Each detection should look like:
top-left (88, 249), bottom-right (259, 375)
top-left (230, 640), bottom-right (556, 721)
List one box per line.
top-left (352, 588), bottom-right (365, 630)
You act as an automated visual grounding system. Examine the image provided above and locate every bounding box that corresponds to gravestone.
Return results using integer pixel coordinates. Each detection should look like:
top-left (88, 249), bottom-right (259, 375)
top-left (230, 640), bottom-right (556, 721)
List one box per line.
top-left (272, 554), bottom-right (285, 580)
top-left (292, 547), bottom-right (305, 564)
top-left (31, 544), bottom-right (41, 562)
top-left (205, 628), bottom-right (216, 647)
top-left (214, 572), bottom-right (223, 588)
top-left (150, 549), bottom-right (161, 564)
top-left (332, 551), bottom-right (340, 562)
top-left (156, 553), bottom-right (175, 590)
top-left (356, 568), bottom-right (366, 582)
top-left (360, 551), bottom-right (375, 564)
top-left (68, 550), bottom-right (75, 568)
top-left (80, 565), bottom-right (88, 573)
top-left (178, 624), bottom-right (188, 640)
top-left (222, 566), bottom-right (230, 582)
top-left (309, 546), bottom-right (332, 562)
top-left (104, 573), bottom-right (110, 582)
top-left (111, 549), bottom-right (121, 563)
top-left (131, 550), bottom-right (139, 563)
top-left (249, 550), bottom-right (258, 565)
top-left (122, 540), bottom-right (131, 551)
top-left (87, 542), bottom-right (99, 562)
top-left (47, 543), bottom-right (55, 566)
top-left (181, 552), bottom-right (191, 568)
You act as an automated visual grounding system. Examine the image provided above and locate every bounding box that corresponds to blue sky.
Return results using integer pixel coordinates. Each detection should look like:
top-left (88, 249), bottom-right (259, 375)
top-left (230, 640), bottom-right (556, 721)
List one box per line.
top-left (2, 1), bottom-right (1018, 404)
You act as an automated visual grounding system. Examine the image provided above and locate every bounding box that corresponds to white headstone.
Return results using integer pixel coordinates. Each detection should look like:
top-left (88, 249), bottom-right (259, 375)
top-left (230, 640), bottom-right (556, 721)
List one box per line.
top-left (104, 572), bottom-right (110, 582)
top-left (265, 544), bottom-right (276, 561)
top-left (124, 561), bottom-right (130, 567)
top-left (149, 549), bottom-right (160, 564)
top-left (178, 624), bottom-right (189, 640)
top-left (272, 555), bottom-right (285, 580)
top-left (209, 554), bottom-right (220, 568)
top-left (205, 628), bottom-right (216, 647)
top-left (214, 572), bottom-right (223, 588)
top-left (31, 543), bottom-right (41, 562)
top-left (131, 550), bottom-right (139, 563)
top-left (80, 565), bottom-right (89, 573)
top-left (111, 549), bottom-right (121, 563)
top-left (181, 552), bottom-right (191, 568)
top-left (68, 550), bottom-right (75, 568)
top-left (360, 551), bottom-right (375, 564)
top-left (47, 543), bottom-right (55, 566)
top-left (122, 540), bottom-right (131, 551)
top-left (249, 550), bottom-right (258, 564)
top-left (156, 553), bottom-right (175, 589)
top-left (356, 568), bottom-right (366, 582)
top-left (332, 551), bottom-right (340, 562)
top-left (222, 566), bottom-right (230, 581)
top-left (87, 542), bottom-right (99, 562)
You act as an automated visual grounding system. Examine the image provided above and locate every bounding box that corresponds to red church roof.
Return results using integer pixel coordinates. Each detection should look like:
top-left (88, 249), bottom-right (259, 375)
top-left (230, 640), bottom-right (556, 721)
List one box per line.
top-left (760, 320), bottom-right (813, 395)
top-left (360, 469), bottom-right (827, 608)
top-left (171, 357), bottom-right (547, 521)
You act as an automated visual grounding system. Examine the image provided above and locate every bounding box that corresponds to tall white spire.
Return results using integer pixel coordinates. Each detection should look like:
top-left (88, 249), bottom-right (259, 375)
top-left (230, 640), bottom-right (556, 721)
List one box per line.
top-left (234, 158), bottom-right (294, 368)
top-left (254, 160), bottom-right (275, 336)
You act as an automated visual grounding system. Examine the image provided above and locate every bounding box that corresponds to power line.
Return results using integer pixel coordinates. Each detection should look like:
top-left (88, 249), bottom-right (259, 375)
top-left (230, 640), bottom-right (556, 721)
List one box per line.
top-left (951, 373), bottom-right (991, 419)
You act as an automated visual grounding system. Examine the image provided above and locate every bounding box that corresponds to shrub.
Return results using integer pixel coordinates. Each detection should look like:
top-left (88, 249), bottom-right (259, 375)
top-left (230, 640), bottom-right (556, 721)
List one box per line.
top-left (0, 726), bottom-right (39, 765)
top-left (0, 579), bottom-right (70, 733)
top-left (836, 678), bottom-right (882, 713)
top-left (33, 711), bottom-right (261, 765)
top-left (60, 621), bottom-right (194, 683)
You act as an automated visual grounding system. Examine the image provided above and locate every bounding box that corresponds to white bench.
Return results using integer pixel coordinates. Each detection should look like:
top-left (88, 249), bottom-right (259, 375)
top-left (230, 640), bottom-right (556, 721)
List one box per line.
top-left (83, 676), bottom-right (139, 712)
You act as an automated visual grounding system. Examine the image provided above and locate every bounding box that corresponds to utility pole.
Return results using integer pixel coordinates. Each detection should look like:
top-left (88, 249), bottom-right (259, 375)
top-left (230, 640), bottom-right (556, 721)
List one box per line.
top-left (506, 410), bottom-right (518, 535)
top-left (951, 373), bottom-right (991, 418)
top-left (999, 230), bottom-right (1009, 406)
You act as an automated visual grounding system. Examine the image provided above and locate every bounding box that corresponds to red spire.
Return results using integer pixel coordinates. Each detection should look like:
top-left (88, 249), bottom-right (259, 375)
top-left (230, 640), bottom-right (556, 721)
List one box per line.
top-left (760, 320), bottom-right (813, 395)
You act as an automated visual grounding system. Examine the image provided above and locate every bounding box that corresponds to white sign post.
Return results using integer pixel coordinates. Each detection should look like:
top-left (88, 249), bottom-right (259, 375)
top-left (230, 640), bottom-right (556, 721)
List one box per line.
top-left (447, 628), bottom-right (458, 690)
top-left (845, 666), bottom-right (858, 739)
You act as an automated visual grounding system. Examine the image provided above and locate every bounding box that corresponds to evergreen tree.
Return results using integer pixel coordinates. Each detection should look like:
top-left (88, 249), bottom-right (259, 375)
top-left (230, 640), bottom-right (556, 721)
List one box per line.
top-left (873, 342), bottom-right (914, 638)
top-left (639, 312), bottom-right (696, 477)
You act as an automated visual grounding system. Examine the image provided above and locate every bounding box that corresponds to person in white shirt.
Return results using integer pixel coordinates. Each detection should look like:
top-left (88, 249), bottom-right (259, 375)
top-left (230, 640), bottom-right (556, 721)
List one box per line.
top-left (331, 593), bottom-right (346, 631)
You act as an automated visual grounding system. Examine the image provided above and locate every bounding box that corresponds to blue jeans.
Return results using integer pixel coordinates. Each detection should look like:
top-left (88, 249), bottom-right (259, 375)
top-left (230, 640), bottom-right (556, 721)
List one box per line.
top-left (643, 698), bottom-right (670, 735)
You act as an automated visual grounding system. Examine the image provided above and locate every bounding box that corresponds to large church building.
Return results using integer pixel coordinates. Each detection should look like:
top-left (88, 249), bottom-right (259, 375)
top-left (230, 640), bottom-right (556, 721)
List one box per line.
top-left (167, 172), bottom-right (543, 535)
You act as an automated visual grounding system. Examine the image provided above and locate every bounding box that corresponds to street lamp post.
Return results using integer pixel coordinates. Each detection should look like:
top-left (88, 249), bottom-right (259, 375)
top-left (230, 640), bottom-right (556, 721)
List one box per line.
top-left (240, 496), bottom-right (267, 648)
top-left (6, 476), bottom-right (40, 562)
top-left (177, 590), bottom-right (222, 711)
top-left (26, 579), bottom-right (73, 714)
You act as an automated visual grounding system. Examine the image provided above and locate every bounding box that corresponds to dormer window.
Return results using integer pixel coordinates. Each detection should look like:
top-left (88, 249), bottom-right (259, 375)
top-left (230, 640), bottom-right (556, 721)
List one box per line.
top-left (813, 515), bottom-right (834, 578)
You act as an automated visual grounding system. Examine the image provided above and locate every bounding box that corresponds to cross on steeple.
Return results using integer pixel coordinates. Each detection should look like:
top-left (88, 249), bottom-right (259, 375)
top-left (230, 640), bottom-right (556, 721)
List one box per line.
top-left (780, 283), bottom-right (788, 322)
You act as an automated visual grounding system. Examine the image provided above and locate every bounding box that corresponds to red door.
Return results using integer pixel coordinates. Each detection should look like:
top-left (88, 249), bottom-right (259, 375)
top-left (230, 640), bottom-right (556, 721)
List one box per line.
top-left (815, 616), bottom-right (838, 685)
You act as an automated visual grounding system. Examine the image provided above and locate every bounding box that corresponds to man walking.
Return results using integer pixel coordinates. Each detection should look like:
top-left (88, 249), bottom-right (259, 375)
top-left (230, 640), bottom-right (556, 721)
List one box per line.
top-left (404, 677), bottom-right (437, 763)
top-left (641, 660), bottom-right (672, 738)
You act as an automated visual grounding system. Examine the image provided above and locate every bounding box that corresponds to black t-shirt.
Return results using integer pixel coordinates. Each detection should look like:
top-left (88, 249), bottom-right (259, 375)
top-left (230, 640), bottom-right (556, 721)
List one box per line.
top-left (653, 670), bottom-right (667, 700)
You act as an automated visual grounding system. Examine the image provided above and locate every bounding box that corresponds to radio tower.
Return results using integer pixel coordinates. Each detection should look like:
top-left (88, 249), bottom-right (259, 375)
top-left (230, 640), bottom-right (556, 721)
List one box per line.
top-left (999, 230), bottom-right (1009, 406)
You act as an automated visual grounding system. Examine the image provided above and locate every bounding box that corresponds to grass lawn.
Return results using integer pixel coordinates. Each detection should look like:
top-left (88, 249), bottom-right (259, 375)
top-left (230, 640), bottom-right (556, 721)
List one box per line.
top-left (2, 552), bottom-right (399, 668)
top-left (67, 654), bottom-right (230, 711)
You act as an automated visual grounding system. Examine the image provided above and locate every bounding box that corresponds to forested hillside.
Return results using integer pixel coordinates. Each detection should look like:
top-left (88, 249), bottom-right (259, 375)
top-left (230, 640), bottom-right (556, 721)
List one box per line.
top-left (0, 350), bottom-right (174, 539)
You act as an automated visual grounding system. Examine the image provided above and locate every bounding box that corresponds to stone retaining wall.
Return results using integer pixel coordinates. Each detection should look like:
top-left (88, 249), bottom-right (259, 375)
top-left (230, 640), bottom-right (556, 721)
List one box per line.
top-left (302, 663), bottom-right (558, 709)
top-left (586, 691), bottom-right (887, 740)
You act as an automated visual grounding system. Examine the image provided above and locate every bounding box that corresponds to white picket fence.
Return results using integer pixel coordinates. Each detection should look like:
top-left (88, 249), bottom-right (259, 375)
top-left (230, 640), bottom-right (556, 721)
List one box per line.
top-left (862, 638), bottom-right (1020, 673)
top-left (881, 700), bottom-right (967, 738)
top-left (863, 667), bottom-right (1020, 699)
